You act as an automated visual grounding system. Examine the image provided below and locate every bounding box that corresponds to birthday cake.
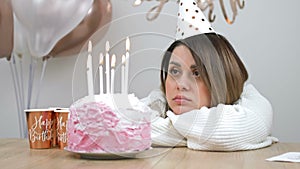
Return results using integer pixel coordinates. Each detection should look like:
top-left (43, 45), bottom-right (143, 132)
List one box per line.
top-left (66, 94), bottom-right (152, 153)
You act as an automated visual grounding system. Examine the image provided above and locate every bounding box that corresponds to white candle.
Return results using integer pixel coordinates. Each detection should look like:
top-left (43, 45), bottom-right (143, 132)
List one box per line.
top-left (133, 0), bottom-right (142, 6)
top-left (121, 55), bottom-right (125, 94)
top-left (105, 41), bottom-right (110, 94)
top-left (126, 36), bottom-right (130, 54)
top-left (110, 54), bottom-right (116, 94)
top-left (87, 40), bottom-right (94, 96)
top-left (99, 53), bottom-right (104, 94)
top-left (125, 37), bottom-right (130, 94)
top-left (88, 40), bottom-right (92, 53)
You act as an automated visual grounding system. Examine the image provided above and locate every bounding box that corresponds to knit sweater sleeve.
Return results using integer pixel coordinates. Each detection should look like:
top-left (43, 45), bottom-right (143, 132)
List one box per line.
top-left (166, 84), bottom-right (278, 151)
top-left (141, 89), bottom-right (187, 146)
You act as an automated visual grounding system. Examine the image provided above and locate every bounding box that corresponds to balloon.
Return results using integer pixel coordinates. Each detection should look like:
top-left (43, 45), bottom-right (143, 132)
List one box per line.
top-left (13, 14), bottom-right (30, 57)
top-left (11, 0), bottom-right (93, 58)
top-left (0, 0), bottom-right (13, 59)
top-left (48, 0), bottom-right (112, 58)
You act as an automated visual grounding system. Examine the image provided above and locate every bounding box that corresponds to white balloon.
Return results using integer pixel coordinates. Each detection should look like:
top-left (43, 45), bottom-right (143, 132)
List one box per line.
top-left (12, 0), bottom-right (94, 58)
top-left (13, 14), bottom-right (30, 57)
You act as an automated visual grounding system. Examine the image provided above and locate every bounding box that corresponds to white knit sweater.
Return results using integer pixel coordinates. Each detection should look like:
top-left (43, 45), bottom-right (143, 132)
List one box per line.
top-left (141, 84), bottom-right (278, 151)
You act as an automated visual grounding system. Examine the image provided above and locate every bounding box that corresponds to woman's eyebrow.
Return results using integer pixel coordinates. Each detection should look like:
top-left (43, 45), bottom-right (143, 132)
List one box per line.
top-left (190, 65), bottom-right (199, 69)
top-left (169, 61), bottom-right (181, 67)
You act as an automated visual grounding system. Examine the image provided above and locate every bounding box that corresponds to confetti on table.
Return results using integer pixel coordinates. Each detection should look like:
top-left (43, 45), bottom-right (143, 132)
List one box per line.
top-left (266, 152), bottom-right (300, 163)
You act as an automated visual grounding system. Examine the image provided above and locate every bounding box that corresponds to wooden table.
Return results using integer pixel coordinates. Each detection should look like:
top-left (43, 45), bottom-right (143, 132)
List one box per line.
top-left (0, 138), bottom-right (299, 169)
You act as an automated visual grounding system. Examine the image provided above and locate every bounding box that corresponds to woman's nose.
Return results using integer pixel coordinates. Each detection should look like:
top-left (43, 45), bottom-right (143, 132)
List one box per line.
top-left (176, 75), bottom-right (191, 91)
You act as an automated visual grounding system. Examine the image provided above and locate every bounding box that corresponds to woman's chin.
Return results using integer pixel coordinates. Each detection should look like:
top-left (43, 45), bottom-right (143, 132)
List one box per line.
top-left (171, 106), bottom-right (193, 115)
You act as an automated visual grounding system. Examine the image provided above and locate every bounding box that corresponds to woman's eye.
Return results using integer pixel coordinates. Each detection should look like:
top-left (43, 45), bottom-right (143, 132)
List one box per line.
top-left (192, 70), bottom-right (201, 77)
top-left (169, 68), bottom-right (180, 76)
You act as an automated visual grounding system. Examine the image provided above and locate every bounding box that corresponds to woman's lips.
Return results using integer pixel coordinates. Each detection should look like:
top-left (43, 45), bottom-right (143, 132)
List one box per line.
top-left (173, 95), bottom-right (191, 104)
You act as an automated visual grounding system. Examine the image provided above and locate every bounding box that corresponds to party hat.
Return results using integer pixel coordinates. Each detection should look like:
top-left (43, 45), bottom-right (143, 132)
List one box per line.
top-left (176, 0), bottom-right (215, 40)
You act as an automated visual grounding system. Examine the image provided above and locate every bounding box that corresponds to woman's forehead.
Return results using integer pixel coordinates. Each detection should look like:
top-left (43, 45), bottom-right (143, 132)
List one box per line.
top-left (170, 45), bottom-right (196, 66)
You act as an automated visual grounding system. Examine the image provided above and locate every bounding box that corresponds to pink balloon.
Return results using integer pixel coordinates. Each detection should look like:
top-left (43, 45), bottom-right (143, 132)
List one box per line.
top-left (48, 0), bottom-right (112, 58)
top-left (0, 0), bottom-right (13, 59)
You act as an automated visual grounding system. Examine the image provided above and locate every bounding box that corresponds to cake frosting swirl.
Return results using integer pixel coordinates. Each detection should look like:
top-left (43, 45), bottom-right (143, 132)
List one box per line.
top-left (67, 94), bottom-right (152, 153)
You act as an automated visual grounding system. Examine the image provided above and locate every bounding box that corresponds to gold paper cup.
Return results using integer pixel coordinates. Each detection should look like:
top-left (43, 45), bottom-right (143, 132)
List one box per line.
top-left (54, 109), bottom-right (69, 149)
top-left (24, 109), bottom-right (54, 149)
top-left (47, 107), bottom-right (66, 148)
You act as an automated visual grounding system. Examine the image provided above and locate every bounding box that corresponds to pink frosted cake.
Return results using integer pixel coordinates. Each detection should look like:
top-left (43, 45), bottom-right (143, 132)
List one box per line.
top-left (67, 94), bottom-right (152, 153)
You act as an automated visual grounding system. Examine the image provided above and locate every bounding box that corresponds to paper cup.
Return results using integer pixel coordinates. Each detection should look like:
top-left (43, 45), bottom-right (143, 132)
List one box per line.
top-left (24, 109), bottom-right (55, 149)
top-left (54, 109), bottom-right (69, 149)
top-left (48, 107), bottom-right (61, 147)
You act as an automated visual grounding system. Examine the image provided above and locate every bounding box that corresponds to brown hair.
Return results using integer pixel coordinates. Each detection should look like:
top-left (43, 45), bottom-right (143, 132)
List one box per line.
top-left (161, 33), bottom-right (248, 107)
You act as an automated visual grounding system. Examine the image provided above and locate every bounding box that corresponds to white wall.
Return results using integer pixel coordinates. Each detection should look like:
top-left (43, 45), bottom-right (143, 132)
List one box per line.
top-left (0, 0), bottom-right (299, 142)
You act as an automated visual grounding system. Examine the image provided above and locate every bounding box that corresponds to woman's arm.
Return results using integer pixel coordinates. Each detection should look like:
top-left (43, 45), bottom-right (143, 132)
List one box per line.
top-left (166, 84), bottom-right (278, 151)
top-left (141, 89), bottom-right (187, 146)
top-left (140, 89), bottom-right (167, 118)
top-left (151, 116), bottom-right (187, 146)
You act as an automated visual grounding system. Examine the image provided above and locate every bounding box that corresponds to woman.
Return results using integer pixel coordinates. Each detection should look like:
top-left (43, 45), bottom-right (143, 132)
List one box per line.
top-left (142, 33), bottom-right (278, 151)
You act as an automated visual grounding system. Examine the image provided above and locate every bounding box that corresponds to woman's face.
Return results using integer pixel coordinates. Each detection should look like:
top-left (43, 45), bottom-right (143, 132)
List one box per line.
top-left (165, 45), bottom-right (211, 115)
